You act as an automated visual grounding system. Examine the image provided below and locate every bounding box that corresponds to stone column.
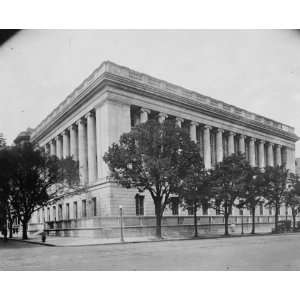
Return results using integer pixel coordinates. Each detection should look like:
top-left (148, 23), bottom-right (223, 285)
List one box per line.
top-left (140, 108), bottom-right (150, 123)
top-left (50, 140), bottom-right (56, 156)
top-left (70, 124), bottom-right (78, 161)
top-left (275, 144), bottom-right (282, 166)
top-left (189, 121), bottom-right (197, 142)
top-left (56, 135), bottom-right (62, 159)
top-left (228, 132), bottom-right (235, 155)
top-left (258, 140), bottom-right (265, 169)
top-left (62, 129), bottom-right (70, 158)
top-left (158, 112), bottom-right (168, 123)
top-left (77, 118), bottom-right (88, 184)
top-left (203, 125), bottom-right (211, 169)
top-left (249, 137), bottom-right (256, 167)
top-left (267, 142), bottom-right (274, 167)
top-left (176, 117), bottom-right (184, 128)
top-left (86, 110), bottom-right (97, 183)
top-left (239, 135), bottom-right (245, 154)
top-left (216, 128), bottom-right (223, 163)
top-left (290, 147), bottom-right (296, 173)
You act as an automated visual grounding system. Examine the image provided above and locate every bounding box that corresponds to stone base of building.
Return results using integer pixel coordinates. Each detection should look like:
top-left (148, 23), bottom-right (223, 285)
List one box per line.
top-left (27, 215), bottom-right (296, 240)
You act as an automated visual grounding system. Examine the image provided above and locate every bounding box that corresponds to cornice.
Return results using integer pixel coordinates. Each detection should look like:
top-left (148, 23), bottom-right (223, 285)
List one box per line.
top-left (30, 61), bottom-right (299, 143)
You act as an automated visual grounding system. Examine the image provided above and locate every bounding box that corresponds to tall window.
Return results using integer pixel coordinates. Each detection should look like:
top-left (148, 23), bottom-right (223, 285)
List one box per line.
top-left (58, 204), bottom-right (63, 221)
top-left (269, 206), bottom-right (272, 215)
top-left (259, 203), bottom-right (263, 216)
top-left (73, 202), bottom-right (78, 219)
top-left (66, 203), bottom-right (70, 220)
top-left (47, 207), bottom-right (50, 222)
top-left (202, 206), bottom-right (208, 215)
top-left (135, 194), bottom-right (144, 216)
top-left (187, 206), bottom-right (194, 216)
top-left (170, 197), bottom-right (179, 215)
top-left (37, 210), bottom-right (40, 223)
top-left (82, 200), bottom-right (87, 218)
top-left (53, 206), bottom-right (56, 221)
top-left (92, 197), bottom-right (97, 216)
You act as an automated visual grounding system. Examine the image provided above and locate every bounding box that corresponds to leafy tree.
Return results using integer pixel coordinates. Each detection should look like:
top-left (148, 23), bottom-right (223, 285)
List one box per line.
top-left (0, 147), bottom-right (15, 239)
top-left (210, 153), bottom-right (249, 236)
top-left (0, 133), bottom-right (6, 149)
top-left (0, 143), bottom-right (80, 239)
top-left (284, 173), bottom-right (300, 231)
top-left (176, 165), bottom-right (211, 238)
top-left (238, 166), bottom-right (266, 234)
top-left (103, 119), bottom-right (202, 238)
top-left (263, 165), bottom-right (289, 233)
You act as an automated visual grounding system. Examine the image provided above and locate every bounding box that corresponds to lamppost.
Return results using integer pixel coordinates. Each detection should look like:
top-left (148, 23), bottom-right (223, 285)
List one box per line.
top-left (119, 205), bottom-right (125, 242)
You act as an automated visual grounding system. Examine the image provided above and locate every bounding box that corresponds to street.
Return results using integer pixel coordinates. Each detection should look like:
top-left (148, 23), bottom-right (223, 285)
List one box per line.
top-left (1, 233), bottom-right (300, 270)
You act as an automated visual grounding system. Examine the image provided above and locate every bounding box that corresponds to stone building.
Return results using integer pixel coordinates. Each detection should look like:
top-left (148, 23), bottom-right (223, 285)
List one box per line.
top-left (28, 61), bottom-right (298, 234)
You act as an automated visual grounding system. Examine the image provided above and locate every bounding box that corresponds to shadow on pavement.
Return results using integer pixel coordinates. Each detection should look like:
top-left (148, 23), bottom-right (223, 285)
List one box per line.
top-left (0, 239), bottom-right (41, 249)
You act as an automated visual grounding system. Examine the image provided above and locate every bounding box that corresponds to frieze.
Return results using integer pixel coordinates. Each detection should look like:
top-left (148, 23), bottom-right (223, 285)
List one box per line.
top-left (30, 60), bottom-right (297, 141)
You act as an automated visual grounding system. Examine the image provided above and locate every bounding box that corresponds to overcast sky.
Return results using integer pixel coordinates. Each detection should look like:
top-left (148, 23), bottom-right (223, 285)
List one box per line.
top-left (1, 30), bottom-right (300, 154)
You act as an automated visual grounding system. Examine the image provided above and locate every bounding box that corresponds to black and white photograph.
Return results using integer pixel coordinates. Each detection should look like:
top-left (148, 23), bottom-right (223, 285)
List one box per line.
top-left (1, 4), bottom-right (300, 289)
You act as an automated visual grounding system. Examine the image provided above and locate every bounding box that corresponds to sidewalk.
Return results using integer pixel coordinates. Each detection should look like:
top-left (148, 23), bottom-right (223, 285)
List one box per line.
top-left (7, 231), bottom-right (280, 247)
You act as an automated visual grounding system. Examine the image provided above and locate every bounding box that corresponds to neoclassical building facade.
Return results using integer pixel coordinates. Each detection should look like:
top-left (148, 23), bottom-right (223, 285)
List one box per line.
top-left (29, 61), bottom-right (298, 226)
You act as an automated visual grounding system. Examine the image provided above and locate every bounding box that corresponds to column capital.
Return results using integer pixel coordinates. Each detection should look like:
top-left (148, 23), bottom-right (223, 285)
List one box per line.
top-left (268, 142), bottom-right (274, 147)
top-left (63, 128), bottom-right (70, 136)
top-left (55, 135), bottom-right (61, 141)
top-left (239, 134), bottom-right (245, 139)
top-left (175, 117), bottom-right (184, 122)
top-left (216, 128), bottom-right (224, 134)
top-left (228, 131), bottom-right (236, 137)
top-left (249, 137), bottom-right (256, 142)
top-left (203, 125), bottom-right (212, 130)
top-left (76, 118), bottom-right (86, 126)
top-left (140, 108), bottom-right (151, 114)
top-left (276, 144), bottom-right (282, 149)
top-left (158, 112), bottom-right (168, 118)
top-left (85, 110), bottom-right (95, 119)
top-left (259, 140), bottom-right (265, 145)
top-left (69, 123), bottom-right (77, 131)
top-left (190, 121), bottom-right (198, 126)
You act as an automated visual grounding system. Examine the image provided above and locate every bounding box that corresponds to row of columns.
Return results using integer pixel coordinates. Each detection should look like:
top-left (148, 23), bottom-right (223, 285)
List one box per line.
top-left (46, 111), bottom-right (97, 184)
top-left (137, 107), bottom-right (287, 170)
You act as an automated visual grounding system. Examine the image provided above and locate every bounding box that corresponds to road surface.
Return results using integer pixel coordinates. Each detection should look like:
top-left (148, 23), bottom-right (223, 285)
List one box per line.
top-left (1, 233), bottom-right (300, 270)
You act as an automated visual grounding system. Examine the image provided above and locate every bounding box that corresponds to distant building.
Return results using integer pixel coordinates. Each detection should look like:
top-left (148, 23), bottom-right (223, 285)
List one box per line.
top-left (14, 128), bottom-right (33, 146)
top-left (22, 61), bottom-right (299, 236)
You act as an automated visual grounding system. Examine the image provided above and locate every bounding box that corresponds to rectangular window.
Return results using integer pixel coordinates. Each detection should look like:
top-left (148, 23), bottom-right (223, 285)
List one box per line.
top-left (42, 208), bottom-right (45, 223)
top-left (255, 143), bottom-right (259, 166)
top-left (73, 202), bottom-right (78, 219)
top-left (202, 207), bottom-right (208, 215)
top-left (82, 200), bottom-right (87, 217)
top-left (135, 194), bottom-right (144, 216)
top-left (66, 203), bottom-right (70, 220)
top-left (216, 206), bottom-right (221, 215)
top-left (269, 206), bottom-right (272, 215)
top-left (53, 206), bottom-right (56, 221)
top-left (58, 204), bottom-right (63, 221)
top-left (47, 207), bottom-right (50, 222)
top-left (92, 197), bottom-right (97, 216)
top-left (260, 203), bottom-right (263, 216)
top-left (239, 209), bottom-right (243, 216)
top-left (187, 206), bottom-right (194, 216)
top-left (170, 197), bottom-right (179, 215)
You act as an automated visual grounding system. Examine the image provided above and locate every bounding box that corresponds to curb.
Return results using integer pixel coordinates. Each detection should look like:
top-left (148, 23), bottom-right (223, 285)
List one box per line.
top-left (5, 231), bottom-right (299, 248)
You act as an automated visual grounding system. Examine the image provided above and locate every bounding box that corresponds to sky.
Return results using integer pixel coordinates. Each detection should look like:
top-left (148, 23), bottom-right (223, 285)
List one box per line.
top-left (1, 29), bottom-right (300, 154)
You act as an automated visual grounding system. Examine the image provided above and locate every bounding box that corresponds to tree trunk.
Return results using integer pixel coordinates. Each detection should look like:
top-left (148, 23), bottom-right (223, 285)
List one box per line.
top-left (193, 202), bottom-right (198, 238)
top-left (274, 203), bottom-right (279, 233)
top-left (154, 202), bottom-right (162, 239)
top-left (224, 203), bottom-right (229, 236)
top-left (22, 221), bottom-right (28, 240)
top-left (251, 206), bottom-right (256, 234)
top-left (8, 221), bottom-right (13, 238)
top-left (292, 210), bottom-right (296, 231)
